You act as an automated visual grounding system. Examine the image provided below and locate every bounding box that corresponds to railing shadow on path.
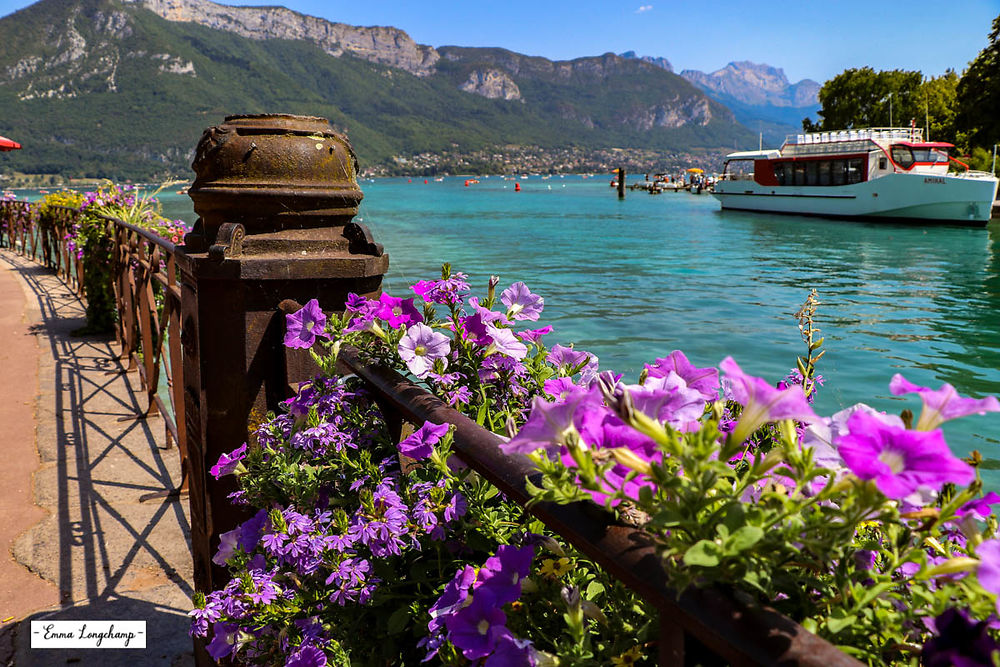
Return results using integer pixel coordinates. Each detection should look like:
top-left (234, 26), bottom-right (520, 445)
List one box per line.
top-left (0, 249), bottom-right (194, 666)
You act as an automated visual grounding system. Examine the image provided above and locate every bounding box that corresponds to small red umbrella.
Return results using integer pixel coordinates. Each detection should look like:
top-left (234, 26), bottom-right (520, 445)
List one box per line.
top-left (0, 135), bottom-right (21, 151)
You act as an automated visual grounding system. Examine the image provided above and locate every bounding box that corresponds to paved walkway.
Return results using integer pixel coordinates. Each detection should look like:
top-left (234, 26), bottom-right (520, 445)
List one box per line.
top-left (0, 249), bottom-right (194, 666)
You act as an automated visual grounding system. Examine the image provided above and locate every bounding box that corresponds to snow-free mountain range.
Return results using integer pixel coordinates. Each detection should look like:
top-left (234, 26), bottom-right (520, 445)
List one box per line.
top-left (0, 0), bottom-right (820, 179)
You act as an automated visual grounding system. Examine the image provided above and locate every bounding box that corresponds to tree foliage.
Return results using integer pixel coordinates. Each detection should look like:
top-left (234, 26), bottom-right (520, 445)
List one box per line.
top-left (955, 14), bottom-right (1000, 150)
top-left (804, 68), bottom-right (957, 142)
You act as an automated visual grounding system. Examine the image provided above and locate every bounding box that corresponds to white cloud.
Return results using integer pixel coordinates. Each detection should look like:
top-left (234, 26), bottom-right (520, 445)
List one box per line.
top-left (635, 4), bottom-right (653, 12)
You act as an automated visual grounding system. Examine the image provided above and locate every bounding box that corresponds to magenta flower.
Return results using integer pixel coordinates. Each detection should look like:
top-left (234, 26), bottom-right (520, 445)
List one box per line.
top-left (398, 323), bottom-right (451, 378)
top-left (547, 344), bottom-right (598, 375)
top-left (486, 325), bottom-right (528, 360)
top-left (627, 374), bottom-right (709, 432)
top-left (516, 325), bottom-right (553, 344)
top-left (503, 391), bottom-right (599, 457)
top-left (835, 410), bottom-right (975, 499)
top-left (398, 421), bottom-right (449, 460)
top-left (720, 357), bottom-right (818, 444)
top-left (444, 589), bottom-right (507, 660)
top-left (210, 443), bottom-right (247, 478)
top-left (284, 299), bottom-right (330, 349)
top-left (376, 293), bottom-right (423, 329)
top-left (956, 492), bottom-right (1000, 520)
top-left (500, 282), bottom-right (544, 321)
top-left (977, 540), bottom-right (1000, 612)
top-left (889, 374), bottom-right (1000, 430)
top-left (644, 350), bottom-right (720, 402)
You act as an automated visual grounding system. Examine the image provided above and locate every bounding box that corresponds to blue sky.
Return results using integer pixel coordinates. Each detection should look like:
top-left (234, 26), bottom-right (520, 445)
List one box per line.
top-left (0, 0), bottom-right (997, 83)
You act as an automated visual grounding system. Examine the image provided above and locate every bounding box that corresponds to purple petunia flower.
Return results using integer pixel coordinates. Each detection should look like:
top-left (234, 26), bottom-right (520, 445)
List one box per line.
top-left (398, 323), bottom-right (451, 378)
top-left (547, 344), bottom-right (598, 375)
top-left (444, 589), bottom-right (508, 660)
top-left (500, 282), bottom-right (544, 321)
top-left (957, 492), bottom-right (1000, 520)
top-left (284, 299), bottom-right (330, 349)
top-left (719, 357), bottom-right (818, 444)
top-left (835, 410), bottom-right (975, 499)
top-left (644, 350), bottom-right (720, 402)
top-left (486, 325), bottom-right (528, 360)
top-left (516, 326), bottom-right (552, 344)
top-left (398, 421), bottom-right (450, 460)
top-left (922, 608), bottom-right (1000, 667)
top-left (479, 544), bottom-right (534, 605)
top-left (977, 540), bottom-right (1000, 605)
top-left (428, 565), bottom-right (478, 635)
top-left (485, 631), bottom-right (536, 667)
top-left (889, 374), bottom-right (1000, 431)
top-left (286, 644), bottom-right (328, 667)
top-left (205, 621), bottom-right (239, 660)
top-left (377, 293), bottom-right (423, 329)
top-left (503, 390), bottom-right (600, 457)
top-left (210, 443), bottom-right (248, 479)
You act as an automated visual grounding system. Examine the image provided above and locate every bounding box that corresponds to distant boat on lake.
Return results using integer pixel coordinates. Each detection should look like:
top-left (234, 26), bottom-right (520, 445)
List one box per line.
top-left (712, 127), bottom-right (999, 225)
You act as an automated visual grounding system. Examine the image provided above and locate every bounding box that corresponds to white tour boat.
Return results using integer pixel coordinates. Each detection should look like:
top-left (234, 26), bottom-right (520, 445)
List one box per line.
top-left (712, 127), bottom-right (998, 225)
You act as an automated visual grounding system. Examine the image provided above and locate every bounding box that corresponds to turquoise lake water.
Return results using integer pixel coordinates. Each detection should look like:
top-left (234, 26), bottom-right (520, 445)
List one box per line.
top-left (19, 176), bottom-right (1000, 481)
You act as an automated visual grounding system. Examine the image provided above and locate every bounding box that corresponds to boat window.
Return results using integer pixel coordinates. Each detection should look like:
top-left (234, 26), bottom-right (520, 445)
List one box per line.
top-left (774, 162), bottom-right (788, 186)
top-left (911, 148), bottom-right (949, 163)
top-left (847, 158), bottom-right (864, 184)
top-left (890, 145), bottom-right (915, 169)
top-left (832, 160), bottom-right (847, 185)
top-left (818, 161), bottom-right (832, 185)
top-left (793, 163), bottom-right (806, 186)
top-left (805, 161), bottom-right (818, 185)
top-left (879, 157), bottom-right (887, 170)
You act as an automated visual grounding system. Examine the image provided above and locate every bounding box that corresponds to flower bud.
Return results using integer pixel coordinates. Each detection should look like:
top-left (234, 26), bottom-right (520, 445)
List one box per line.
top-left (610, 447), bottom-right (653, 476)
top-left (580, 600), bottom-right (608, 626)
top-left (923, 557), bottom-right (978, 578)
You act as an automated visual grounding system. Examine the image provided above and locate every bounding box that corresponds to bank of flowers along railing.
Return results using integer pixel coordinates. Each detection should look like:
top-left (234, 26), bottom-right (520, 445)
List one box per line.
top-left (0, 193), bottom-right (189, 499)
top-left (198, 270), bottom-right (1000, 666)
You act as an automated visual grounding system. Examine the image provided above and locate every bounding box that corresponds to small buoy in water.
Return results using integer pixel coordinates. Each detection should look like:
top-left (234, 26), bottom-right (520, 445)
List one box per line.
top-left (465, 180), bottom-right (470, 187)
top-left (408, 178), bottom-right (412, 183)
top-left (424, 179), bottom-right (428, 184)
top-left (514, 183), bottom-right (521, 192)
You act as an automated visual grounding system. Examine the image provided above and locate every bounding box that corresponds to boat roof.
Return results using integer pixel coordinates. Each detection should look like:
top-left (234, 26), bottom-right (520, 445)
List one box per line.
top-left (723, 149), bottom-right (781, 161)
top-left (893, 141), bottom-right (954, 149)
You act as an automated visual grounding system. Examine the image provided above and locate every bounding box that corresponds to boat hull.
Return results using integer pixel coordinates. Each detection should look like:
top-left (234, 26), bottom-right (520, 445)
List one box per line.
top-left (712, 172), bottom-right (999, 225)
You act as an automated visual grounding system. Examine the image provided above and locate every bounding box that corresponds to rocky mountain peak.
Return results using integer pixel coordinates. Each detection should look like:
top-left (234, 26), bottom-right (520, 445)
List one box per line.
top-left (680, 60), bottom-right (819, 108)
top-left (132, 0), bottom-right (440, 75)
top-left (619, 50), bottom-right (673, 73)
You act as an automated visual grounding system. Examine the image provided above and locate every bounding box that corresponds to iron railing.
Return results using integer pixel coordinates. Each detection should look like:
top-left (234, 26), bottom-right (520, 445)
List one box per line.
top-left (0, 201), bottom-right (187, 500)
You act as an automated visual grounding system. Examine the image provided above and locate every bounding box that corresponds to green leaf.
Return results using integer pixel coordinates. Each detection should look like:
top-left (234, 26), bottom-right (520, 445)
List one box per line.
top-left (683, 540), bottom-right (722, 567)
top-left (825, 611), bottom-right (857, 635)
top-left (585, 581), bottom-right (605, 600)
top-left (726, 526), bottom-right (764, 554)
top-left (386, 606), bottom-right (410, 635)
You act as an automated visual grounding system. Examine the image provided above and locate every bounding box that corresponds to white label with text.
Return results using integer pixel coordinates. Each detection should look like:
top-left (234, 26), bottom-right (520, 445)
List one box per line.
top-left (31, 620), bottom-right (146, 649)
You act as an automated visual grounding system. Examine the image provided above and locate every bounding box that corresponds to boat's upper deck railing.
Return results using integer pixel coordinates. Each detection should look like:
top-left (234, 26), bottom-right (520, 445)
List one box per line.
top-left (782, 128), bottom-right (926, 157)
top-left (786, 127), bottom-right (924, 146)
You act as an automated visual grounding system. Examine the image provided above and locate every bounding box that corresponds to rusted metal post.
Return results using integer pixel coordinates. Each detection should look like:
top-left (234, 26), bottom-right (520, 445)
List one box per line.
top-left (174, 114), bottom-right (388, 662)
top-left (618, 167), bottom-right (626, 199)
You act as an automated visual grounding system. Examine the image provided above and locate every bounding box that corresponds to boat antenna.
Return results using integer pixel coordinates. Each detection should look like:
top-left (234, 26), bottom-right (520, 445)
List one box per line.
top-left (889, 92), bottom-right (893, 127)
top-left (759, 132), bottom-right (763, 151)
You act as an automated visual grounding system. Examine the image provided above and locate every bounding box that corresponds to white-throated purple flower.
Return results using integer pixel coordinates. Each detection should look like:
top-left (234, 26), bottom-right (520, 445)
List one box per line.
top-left (500, 281), bottom-right (544, 321)
top-left (485, 325), bottom-right (528, 360)
top-left (398, 421), bottom-right (449, 460)
top-left (889, 374), bottom-right (1000, 430)
top-left (284, 299), bottom-right (330, 349)
top-left (444, 588), bottom-right (508, 660)
top-left (644, 350), bottom-right (720, 402)
top-left (836, 410), bottom-right (974, 499)
top-left (210, 443), bottom-right (247, 479)
top-left (547, 344), bottom-right (598, 376)
top-left (398, 323), bottom-right (451, 378)
top-left (376, 293), bottom-right (423, 329)
top-left (720, 357), bottom-right (818, 446)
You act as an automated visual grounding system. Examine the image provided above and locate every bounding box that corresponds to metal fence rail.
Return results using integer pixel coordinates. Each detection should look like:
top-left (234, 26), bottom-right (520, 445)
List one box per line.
top-left (0, 200), bottom-right (187, 500)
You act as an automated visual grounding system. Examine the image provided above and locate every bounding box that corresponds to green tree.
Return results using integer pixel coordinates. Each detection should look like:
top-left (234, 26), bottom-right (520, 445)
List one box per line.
top-left (808, 67), bottom-right (924, 131)
top-left (955, 14), bottom-right (1000, 151)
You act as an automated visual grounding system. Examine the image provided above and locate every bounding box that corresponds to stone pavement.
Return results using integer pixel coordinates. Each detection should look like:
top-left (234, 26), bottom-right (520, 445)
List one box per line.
top-left (0, 249), bottom-right (195, 666)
